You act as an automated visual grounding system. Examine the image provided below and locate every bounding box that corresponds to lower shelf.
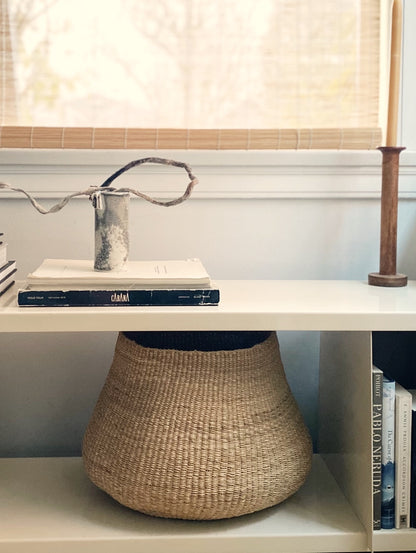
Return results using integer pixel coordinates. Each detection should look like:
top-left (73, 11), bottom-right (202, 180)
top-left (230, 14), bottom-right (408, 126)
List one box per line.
top-left (0, 455), bottom-right (366, 553)
top-left (372, 528), bottom-right (416, 552)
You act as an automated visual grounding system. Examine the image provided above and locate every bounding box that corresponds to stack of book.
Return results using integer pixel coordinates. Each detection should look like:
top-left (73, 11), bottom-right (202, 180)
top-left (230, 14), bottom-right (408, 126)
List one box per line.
top-left (17, 258), bottom-right (220, 307)
top-left (372, 365), bottom-right (416, 530)
top-left (0, 232), bottom-right (17, 297)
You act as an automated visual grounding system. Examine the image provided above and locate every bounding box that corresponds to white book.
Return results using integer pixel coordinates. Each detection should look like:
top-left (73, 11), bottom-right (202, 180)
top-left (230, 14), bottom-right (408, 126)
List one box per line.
top-left (394, 383), bottom-right (412, 528)
top-left (26, 258), bottom-right (212, 289)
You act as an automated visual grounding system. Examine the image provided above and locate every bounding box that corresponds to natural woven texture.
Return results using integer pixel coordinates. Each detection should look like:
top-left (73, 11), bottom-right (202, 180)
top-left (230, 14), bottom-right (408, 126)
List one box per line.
top-left (82, 331), bottom-right (312, 520)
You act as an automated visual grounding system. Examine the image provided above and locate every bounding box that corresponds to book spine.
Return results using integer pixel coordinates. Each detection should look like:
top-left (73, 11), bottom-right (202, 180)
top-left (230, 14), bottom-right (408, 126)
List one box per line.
top-left (18, 288), bottom-right (220, 307)
top-left (372, 368), bottom-right (383, 530)
top-left (381, 376), bottom-right (396, 529)
top-left (394, 386), bottom-right (412, 528)
top-left (411, 409), bottom-right (416, 528)
top-left (0, 267), bottom-right (17, 286)
top-left (0, 280), bottom-right (15, 297)
top-left (0, 260), bottom-right (16, 277)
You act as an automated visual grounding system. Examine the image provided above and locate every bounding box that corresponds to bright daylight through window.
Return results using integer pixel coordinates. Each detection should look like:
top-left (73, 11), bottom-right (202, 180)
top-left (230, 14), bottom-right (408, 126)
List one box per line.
top-left (1, 0), bottom-right (383, 149)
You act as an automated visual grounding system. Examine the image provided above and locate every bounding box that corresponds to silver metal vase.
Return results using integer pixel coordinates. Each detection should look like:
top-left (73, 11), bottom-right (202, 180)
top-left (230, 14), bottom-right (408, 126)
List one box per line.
top-left (92, 190), bottom-right (130, 271)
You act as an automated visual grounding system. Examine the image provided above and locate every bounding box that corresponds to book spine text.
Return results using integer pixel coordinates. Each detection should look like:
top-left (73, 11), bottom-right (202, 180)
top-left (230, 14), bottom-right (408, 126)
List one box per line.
top-left (381, 376), bottom-right (395, 529)
top-left (18, 288), bottom-right (220, 307)
top-left (372, 368), bottom-right (383, 530)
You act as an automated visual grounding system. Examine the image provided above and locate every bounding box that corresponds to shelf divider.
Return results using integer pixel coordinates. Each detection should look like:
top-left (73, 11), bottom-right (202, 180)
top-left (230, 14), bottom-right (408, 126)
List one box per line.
top-left (319, 331), bottom-right (373, 551)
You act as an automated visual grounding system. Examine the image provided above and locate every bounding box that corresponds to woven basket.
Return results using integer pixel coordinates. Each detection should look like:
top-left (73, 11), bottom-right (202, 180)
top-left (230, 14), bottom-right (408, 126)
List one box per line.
top-left (82, 331), bottom-right (312, 520)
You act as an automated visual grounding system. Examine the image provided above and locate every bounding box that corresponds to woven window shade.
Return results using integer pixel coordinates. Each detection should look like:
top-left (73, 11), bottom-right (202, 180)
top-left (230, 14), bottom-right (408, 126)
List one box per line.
top-left (1, 1), bottom-right (383, 150)
top-left (0, 0), bottom-right (16, 125)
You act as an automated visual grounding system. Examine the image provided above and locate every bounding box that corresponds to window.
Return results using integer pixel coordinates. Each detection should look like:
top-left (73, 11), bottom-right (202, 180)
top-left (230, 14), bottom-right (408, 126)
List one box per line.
top-left (1, 0), bottom-right (384, 149)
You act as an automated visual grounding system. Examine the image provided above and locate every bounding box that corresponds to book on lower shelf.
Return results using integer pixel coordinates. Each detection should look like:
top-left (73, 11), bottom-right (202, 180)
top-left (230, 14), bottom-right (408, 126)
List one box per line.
top-left (373, 366), bottom-right (416, 530)
top-left (394, 383), bottom-right (412, 529)
top-left (410, 390), bottom-right (416, 528)
top-left (372, 366), bottom-right (383, 530)
top-left (381, 374), bottom-right (395, 529)
top-left (18, 257), bottom-right (220, 307)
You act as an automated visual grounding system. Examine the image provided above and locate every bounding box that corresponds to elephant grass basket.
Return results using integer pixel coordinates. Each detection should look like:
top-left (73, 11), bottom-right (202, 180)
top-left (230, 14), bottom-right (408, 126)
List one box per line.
top-left (82, 330), bottom-right (312, 520)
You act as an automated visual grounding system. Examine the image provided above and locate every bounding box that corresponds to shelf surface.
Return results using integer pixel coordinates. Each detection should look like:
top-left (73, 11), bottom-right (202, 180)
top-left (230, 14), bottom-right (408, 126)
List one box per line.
top-left (0, 455), bottom-right (366, 553)
top-left (2, 280), bottom-right (416, 332)
top-left (372, 528), bottom-right (416, 551)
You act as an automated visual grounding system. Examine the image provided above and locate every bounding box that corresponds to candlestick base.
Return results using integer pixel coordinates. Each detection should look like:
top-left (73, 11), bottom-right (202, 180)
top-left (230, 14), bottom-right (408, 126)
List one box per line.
top-left (368, 272), bottom-right (407, 287)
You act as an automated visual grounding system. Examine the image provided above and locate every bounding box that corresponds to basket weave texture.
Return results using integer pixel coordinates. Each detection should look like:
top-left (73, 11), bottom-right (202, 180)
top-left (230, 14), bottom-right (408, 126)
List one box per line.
top-left (82, 331), bottom-right (312, 520)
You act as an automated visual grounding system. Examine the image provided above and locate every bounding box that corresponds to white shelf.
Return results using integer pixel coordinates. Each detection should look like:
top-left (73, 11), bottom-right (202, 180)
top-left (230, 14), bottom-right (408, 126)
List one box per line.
top-left (2, 279), bottom-right (416, 552)
top-left (2, 280), bottom-right (416, 332)
top-left (0, 455), bottom-right (367, 553)
top-left (372, 528), bottom-right (416, 551)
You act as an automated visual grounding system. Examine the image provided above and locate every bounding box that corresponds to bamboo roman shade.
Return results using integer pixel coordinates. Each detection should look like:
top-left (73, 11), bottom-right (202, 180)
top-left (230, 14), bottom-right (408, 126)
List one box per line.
top-left (1, 0), bottom-right (383, 150)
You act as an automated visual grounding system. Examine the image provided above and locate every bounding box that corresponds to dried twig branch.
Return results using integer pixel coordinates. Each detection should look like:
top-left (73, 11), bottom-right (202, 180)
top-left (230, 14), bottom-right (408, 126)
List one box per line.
top-left (0, 157), bottom-right (198, 213)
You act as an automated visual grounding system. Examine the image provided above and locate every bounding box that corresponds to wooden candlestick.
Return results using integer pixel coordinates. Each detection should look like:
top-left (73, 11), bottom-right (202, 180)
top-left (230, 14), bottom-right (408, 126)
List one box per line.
top-left (368, 0), bottom-right (406, 287)
top-left (368, 146), bottom-right (407, 287)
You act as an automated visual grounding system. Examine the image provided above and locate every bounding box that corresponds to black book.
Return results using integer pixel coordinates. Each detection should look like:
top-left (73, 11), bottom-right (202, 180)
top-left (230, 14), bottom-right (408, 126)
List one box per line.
top-left (17, 287), bottom-right (220, 307)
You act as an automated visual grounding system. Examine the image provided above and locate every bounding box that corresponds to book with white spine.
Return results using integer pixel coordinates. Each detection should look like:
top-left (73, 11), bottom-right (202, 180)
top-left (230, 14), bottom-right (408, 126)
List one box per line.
top-left (394, 383), bottom-right (412, 528)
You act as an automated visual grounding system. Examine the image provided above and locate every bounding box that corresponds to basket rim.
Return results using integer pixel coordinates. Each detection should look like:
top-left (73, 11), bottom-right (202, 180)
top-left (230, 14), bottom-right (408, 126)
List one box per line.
top-left (119, 330), bottom-right (278, 358)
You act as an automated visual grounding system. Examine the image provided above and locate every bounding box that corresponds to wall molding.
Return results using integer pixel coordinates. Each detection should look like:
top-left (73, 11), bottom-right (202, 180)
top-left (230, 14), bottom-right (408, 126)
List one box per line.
top-left (1, 149), bottom-right (416, 200)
